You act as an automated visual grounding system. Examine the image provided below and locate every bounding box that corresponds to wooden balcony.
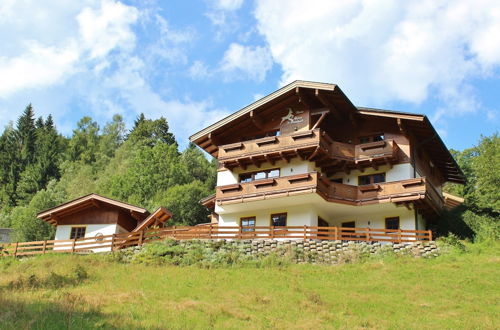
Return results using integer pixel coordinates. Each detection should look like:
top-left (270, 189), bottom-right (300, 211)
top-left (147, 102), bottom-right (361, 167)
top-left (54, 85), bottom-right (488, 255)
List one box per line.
top-left (218, 129), bottom-right (399, 171)
top-left (216, 173), bottom-right (440, 212)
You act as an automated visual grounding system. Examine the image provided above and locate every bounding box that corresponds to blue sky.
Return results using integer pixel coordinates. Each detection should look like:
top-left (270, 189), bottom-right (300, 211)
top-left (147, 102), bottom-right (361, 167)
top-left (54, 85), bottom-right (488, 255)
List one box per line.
top-left (0, 0), bottom-right (498, 151)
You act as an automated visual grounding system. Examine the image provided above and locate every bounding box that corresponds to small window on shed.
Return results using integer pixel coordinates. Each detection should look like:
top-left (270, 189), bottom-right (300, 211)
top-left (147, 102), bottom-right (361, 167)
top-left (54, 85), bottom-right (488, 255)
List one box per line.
top-left (70, 227), bottom-right (86, 240)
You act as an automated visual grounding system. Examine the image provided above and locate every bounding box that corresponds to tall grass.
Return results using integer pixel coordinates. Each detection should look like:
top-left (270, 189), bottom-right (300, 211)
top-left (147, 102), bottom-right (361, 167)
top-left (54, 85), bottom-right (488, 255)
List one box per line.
top-left (0, 242), bottom-right (498, 329)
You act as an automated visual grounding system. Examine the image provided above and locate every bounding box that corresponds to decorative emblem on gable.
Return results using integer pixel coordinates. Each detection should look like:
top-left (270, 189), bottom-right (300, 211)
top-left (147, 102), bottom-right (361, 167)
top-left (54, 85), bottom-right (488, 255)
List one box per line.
top-left (280, 107), bottom-right (304, 125)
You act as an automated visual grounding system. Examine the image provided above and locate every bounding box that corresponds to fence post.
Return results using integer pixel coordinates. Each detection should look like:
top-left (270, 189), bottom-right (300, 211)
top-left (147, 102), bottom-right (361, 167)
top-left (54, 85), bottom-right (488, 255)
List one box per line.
top-left (139, 230), bottom-right (144, 246)
top-left (14, 242), bottom-right (19, 257)
top-left (397, 229), bottom-right (402, 243)
top-left (365, 228), bottom-right (370, 242)
top-left (42, 240), bottom-right (47, 254)
top-left (270, 226), bottom-right (274, 240)
top-left (209, 224), bottom-right (213, 239)
top-left (334, 227), bottom-right (338, 241)
top-left (303, 225), bottom-right (307, 240)
top-left (111, 234), bottom-right (116, 252)
top-left (71, 238), bottom-right (76, 254)
top-left (428, 230), bottom-right (433, 241)
top-left (238, 226), bottom-right (242, 239)
top-left (173, 226), bottom-right (176, 240)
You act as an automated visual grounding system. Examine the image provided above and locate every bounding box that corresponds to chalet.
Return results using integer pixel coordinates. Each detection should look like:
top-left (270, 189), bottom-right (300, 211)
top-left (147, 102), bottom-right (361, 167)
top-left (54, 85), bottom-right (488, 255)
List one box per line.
top-left (37, 194), bottom-right (172, 251)
top-left (190, 81), bottom-right (465, 238)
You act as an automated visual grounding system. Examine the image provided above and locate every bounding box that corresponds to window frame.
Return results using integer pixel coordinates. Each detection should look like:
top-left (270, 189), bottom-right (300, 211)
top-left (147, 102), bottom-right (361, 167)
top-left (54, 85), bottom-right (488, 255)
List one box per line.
top-left (239, 168), bottom-right (280, 183)
top-left (70, 226), bottom-right (86, 240)
top-left (385, 217), bottom-right (400, 230)
top-left (270, 212), bottom-right (287, 227)
top-left (341, 221), bottom-right (356, 228)
top-left (240, 216), bottom-right (256, 232)
top-left (358, 172), bottom-right (386, 185)
top-left (358, 133), bottom-right (385, 144)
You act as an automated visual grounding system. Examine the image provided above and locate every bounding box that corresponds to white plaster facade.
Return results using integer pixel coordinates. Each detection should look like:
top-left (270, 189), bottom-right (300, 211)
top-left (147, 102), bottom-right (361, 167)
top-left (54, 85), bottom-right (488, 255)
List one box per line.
top-left (215, 161), bottom-right (426, 235)
top-left (54, 224), bottom-right (127, 252)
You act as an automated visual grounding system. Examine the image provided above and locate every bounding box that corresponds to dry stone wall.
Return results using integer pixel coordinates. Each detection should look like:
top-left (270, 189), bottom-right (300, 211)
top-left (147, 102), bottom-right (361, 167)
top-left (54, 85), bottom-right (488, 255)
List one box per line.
top-left (174, 239), bottom-right (440, 264)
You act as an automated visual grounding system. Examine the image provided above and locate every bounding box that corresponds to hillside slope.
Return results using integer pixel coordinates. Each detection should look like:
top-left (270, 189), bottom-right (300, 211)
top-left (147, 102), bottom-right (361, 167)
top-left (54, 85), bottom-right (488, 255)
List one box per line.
top-left (0, 242), bottom-right (499, 329)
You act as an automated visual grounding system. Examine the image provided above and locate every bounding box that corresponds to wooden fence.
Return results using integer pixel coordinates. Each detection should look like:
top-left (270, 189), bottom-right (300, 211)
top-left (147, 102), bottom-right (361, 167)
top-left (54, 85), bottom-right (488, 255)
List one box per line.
top-left (0, 225), bottom-right (432, 257)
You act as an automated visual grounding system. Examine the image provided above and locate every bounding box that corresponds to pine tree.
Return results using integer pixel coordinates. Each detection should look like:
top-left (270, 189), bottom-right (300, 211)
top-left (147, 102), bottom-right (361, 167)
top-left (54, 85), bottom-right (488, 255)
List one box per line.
top-left (15, 104), bottom-right (37, 167)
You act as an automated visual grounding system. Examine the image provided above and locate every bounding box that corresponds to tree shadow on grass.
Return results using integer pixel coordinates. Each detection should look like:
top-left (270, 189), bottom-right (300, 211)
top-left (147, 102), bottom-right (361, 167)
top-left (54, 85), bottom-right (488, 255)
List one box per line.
top-left (0, 293), bottom-right (149, 330)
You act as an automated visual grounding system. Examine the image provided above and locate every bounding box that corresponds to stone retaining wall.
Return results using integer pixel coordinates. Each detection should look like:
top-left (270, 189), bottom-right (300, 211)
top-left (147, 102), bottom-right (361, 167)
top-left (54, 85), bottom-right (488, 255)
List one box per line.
top-left (173, 239), bottom-right (440, 264)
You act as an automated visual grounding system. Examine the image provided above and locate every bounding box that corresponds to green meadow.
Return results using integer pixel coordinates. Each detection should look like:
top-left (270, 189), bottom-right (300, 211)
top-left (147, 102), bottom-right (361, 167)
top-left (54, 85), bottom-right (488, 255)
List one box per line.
top-left (0, 242), bottom-right (499, 329)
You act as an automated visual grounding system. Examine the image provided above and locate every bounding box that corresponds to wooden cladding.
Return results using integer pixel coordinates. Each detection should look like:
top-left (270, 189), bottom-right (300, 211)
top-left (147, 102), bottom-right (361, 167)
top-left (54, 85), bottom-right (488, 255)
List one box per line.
top-left (1, 225), bottom-right (433, 257)
top-left (216, 173), bottom-right (437, 209)
top-left (218, 129), bottom-right (400, 170)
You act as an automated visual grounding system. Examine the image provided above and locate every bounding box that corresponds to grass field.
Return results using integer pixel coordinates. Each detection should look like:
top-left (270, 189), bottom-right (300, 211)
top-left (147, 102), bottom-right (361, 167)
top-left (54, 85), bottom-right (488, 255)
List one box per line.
top-left (0, 242), bottom-right (499, 329)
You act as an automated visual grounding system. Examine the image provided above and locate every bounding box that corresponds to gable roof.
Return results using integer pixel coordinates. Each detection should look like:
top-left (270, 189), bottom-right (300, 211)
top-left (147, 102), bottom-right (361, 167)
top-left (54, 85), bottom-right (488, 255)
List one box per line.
top-left (356, 107), bottom-right (465, 184)
top-left (37, 193), bottom-right (150, 225)
top-left (132, 207), bottom-right (172, 232)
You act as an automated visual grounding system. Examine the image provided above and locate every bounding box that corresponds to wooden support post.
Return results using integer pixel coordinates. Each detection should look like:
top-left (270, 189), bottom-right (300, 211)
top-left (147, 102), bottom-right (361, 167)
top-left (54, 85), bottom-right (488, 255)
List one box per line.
top-left (42, 240), bottom-right (47, 254)
top-left (209, 224), bottom-right (213, 239)
top-left (111, 234), bottom-right (116, 252)
top-left (173, 226), bottom-right (176, 240)
top-left (139, 230), bottom-right (144, 246)
top-left (334, 227), bottom-right (338, 241)
top-left (71, 238), bottom-right (76, 254)
top-left (303, 225), bottom-right (307, 240)
top-left (271, 226), bottom-right (275, 239)
top-left (365, 228), bottom-right (370, 242)
top-left (428, 230), bottom-right (433, 241)
top-left (397, 229), bottom-right (402, 243)
top-left (14, 242), bottom-right (18, 257)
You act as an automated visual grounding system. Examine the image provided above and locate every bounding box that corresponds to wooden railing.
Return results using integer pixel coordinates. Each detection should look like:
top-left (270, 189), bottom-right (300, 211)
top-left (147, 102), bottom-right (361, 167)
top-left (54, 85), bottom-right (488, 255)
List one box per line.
top-left (218, 129), bottom-right (322, 160)
top-left (216, 173), bottom-right (428, 205)
top-left (0, 225), bottom-right (432, 257)
top-left (218, 129), bottom-right (399, 164)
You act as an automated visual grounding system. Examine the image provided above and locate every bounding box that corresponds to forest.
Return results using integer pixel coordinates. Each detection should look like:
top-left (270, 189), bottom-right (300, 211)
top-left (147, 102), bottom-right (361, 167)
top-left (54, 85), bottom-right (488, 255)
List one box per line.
top-left (0, 105), bottom-right (498, 242)
top-left (0, 105), bottom-right (216, 242)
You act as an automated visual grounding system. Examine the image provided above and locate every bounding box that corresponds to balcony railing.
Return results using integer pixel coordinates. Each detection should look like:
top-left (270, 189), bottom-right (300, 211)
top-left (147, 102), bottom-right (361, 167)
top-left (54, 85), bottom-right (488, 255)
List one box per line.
top-left (216, 173), bottom-right (432, 207)
top-left (218, 129), bottom-right (399, 169)
top-left (218, 129), bottom-right (322, 160)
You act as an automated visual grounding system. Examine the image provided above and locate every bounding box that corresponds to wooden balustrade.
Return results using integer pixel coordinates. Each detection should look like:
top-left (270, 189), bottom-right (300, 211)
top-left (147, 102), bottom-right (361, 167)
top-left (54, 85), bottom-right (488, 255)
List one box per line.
top-left (0, 225), bottom-right (433, 257)
top-left (218, 129), bottom-right (322, 160)
top-left (216, 172), bottom-right (428, 205)
top-left (217, 129), bottom-right (399, 167)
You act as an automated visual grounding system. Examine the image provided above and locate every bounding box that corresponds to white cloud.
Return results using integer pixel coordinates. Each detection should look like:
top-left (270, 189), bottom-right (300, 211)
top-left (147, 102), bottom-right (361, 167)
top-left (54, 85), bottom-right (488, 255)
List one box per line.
top-left (254, 0), bottom-right (500, 120)
top-left (77, 0), bottom-right (139, 59)
top-left (219, 43), bottom-right (273, 82)
top-left (189, 60), bottom-right (211, 79)
top-left (0, 0), bottom-right (139, 98)
top-left (212, 0), bottom-right (244, 11)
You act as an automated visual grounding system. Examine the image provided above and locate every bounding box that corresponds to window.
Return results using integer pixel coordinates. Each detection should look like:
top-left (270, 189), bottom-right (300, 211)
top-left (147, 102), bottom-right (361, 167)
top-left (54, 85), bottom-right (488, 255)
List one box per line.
top-left (341, 221), bottom-right (355, 228)
top-left (240, 217), bottom-right (256, 232)
top-left (70, 227), bottom-right (86, 239)
top-left (270, 213), bottom-right (287, 227)
top-left (359, 134), bottom-right (384, 144)
top-left (358, 173), bottom-right (386, 185)
top-left (239, 168), bottom-right (280, 183)
top-left (385, 217), bottom-right (400, 230)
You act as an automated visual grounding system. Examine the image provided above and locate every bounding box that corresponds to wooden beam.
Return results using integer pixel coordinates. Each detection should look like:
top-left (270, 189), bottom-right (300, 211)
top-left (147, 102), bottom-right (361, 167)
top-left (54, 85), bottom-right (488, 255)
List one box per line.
top-left (308, 147), bottom-right (321, 160)
top-left (311, 112), bottom-right (327, 130)
top-left (249, 111), bottom-right (265, 130)
top-left (295, 87), bottom-right (315, 109)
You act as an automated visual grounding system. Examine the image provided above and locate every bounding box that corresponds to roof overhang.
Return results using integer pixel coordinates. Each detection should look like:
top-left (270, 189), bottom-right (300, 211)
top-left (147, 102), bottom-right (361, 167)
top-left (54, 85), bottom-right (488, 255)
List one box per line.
top-left (37, 193), bottom-right (150, 226)
top-left (132, 206), bottom-right (172, 232)
top-left (356, 107), bottom-right (466, 184)
top-left (189, 80), bottom-right (357, 157)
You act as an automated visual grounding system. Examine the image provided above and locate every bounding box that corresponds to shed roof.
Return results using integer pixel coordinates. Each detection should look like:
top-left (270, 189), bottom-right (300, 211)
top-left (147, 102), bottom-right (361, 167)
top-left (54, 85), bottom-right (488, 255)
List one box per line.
top-left (37, 193), bottom-right (150, 226)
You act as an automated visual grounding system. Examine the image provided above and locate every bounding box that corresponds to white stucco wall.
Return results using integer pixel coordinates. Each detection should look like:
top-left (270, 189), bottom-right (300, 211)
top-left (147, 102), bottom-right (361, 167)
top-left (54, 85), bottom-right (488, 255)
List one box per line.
top-left (217, 159), bottom-right (314, 186)
top-left (330, 163), bottom-right (414, 185)
top-left (54, 224), bottom-right (123, 252)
